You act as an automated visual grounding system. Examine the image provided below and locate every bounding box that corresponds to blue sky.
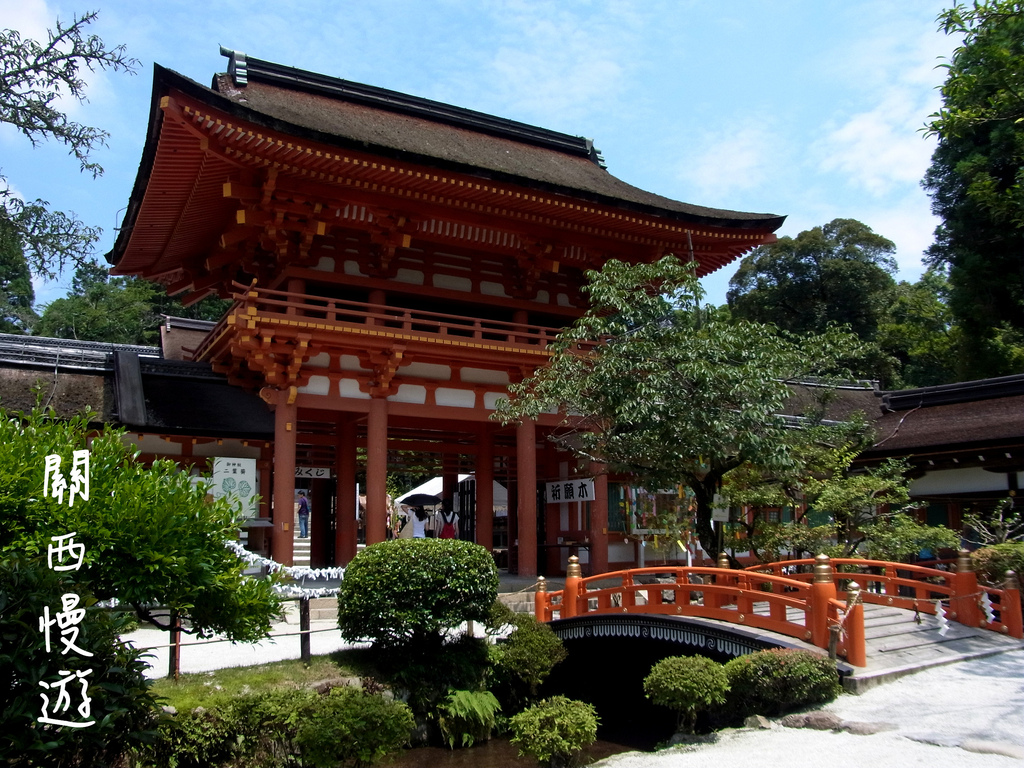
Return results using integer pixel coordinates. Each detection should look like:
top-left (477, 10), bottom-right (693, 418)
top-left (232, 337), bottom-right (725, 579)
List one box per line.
top-left (1, 0), bottom-right (957, 309)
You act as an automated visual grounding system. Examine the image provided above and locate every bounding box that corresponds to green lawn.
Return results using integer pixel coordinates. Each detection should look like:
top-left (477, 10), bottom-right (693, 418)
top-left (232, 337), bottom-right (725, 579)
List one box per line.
top-left (151, 649), bottom-right (376, 711)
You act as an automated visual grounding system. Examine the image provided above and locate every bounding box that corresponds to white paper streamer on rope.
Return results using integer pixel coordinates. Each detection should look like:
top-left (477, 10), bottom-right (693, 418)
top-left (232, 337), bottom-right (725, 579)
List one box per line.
top-left (934, 599), bottom-right (949, 636)
top-left (224, 540), bottom-right (344, 596)
top-left (980, 592), bottom-right (996, 624)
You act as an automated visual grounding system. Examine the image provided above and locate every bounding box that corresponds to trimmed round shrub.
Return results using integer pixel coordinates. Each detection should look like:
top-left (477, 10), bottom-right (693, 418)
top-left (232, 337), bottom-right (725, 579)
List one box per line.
top-left (488, 611), bottom-right (567, 714)
top-left (723, 648), bottom-right (842, 719)
top-left (971, 542), bottom-right (1024, 586)
top-left (337, 539), bottom-right (498, 647)
top-left (510, 696), bottom-right (599, 768)
top-left (643, 655), bottom-right (729, 734)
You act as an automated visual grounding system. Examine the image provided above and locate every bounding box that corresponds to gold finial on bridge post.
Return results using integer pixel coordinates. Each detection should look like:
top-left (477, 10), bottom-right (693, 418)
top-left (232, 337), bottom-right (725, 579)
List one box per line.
top-left (813, 553), bottom-right (833, 583)
top-left (562, 556), bottom-right (582, 619)
top-left (957, 549), bottom-right (973, 572)
top-left (534, 576), bottom-right (548, 622)
top-left (844, 580), bottom-right (866, 667)
top-left (717, 552), bottom-right (731, 570)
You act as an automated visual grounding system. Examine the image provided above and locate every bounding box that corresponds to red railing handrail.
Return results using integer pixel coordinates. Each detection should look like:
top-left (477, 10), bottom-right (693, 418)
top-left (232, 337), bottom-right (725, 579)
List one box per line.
top-left (537, 555), bottom-right (1023, 668)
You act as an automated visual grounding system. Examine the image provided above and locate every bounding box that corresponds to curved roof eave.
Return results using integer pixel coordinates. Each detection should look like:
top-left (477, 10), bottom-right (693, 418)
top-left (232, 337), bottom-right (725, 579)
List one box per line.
top-left (109, 64), bottom-right (785, 268)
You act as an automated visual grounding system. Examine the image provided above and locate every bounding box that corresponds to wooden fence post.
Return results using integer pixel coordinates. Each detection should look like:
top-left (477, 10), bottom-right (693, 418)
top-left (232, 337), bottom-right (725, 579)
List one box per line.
top-left (1002, 571), bottom-right (1023, 639)
top-left (561, 556), bottom-right (582, 618)
top-left (810, 554), bottom-right (837, 649)
top-left (952, 550), bottom-right (982, 629)
top-left (299, 596), bottom-right (311, 665)
top-left (534, 576), bottom-right (549, 622)
top-left (168, 610), bottom-right (181, 682)
top-left (844, 581), bottom-right (866, 667)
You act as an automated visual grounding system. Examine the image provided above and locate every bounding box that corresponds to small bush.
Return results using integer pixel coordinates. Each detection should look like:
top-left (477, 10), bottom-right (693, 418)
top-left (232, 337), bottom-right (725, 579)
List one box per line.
top-left (147, 686), bottom-right (412, 768)
top-left (723, 649), bottom-right (842, 720)
top-left (643, 655), bottom-right (729, 734)
top-left (337, 539), bottom-right (498, 648)
top-left (971, 542), bottom-right (1024, 586)
top-left (297, 687), bottom-right (414, 767)
top-left (510, 696), bottom-right (599, 768)
top-left (488, 611), bottom-right (567, 714)
top-left (438, 689), bottom-right (502, 748)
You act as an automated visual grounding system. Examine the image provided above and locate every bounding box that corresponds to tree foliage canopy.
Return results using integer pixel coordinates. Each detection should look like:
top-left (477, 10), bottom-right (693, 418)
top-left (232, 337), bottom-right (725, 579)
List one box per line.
top-left (1, 11), bottom-right (137, 277)
top-left (922, 0), bottom-right (1024, 377)
top-left (727, 218), bottom-right (897, 342)
top-left (496, 256), bottom-right (868, 559)
top-left (35, 261), bottom-right (230, 344)
top-left (0, 407), bottom-right (280, 641)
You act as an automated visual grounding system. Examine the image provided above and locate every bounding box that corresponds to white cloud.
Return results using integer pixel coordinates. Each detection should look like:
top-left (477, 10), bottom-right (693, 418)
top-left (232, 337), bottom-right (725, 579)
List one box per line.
top-left (676, 126), bottom-right (783, 202)
top-left (810, 14), bottom-right (953, 197)
top-left (475, 0), bottom-right (646, 127)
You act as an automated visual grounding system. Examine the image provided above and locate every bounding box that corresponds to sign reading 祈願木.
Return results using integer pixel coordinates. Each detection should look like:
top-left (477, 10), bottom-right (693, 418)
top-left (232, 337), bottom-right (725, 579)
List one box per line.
top-left (544, 478), bottom-right (595, 504)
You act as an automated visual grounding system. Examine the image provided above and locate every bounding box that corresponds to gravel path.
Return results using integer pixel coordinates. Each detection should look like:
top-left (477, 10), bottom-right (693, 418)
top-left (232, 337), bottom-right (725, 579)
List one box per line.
top-left (594, 650), bottom-right (1024, 768)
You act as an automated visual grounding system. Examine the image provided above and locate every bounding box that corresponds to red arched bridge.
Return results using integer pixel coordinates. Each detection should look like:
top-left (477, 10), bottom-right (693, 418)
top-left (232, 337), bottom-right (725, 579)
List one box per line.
top-left (534, 552), bottom-right (1023, 667)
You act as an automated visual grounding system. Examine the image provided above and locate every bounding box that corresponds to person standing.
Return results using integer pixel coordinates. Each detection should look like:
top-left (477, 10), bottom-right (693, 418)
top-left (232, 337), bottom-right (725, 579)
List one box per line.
top-left (297, 490), bottom-right (310, 538)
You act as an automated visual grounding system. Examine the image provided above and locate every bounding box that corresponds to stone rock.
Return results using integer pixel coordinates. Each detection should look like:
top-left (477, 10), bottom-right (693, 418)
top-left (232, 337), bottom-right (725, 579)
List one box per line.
top-left (840, 721), bottom-right (898, 735)
top-left (961, 740), bottom-right (1024, 760)
top-left (779, 711), bottom-right (843, 730)
top-left (743, 715), bottom-right (772, 730)
top-left (161, 705), bottom-right (177, 716)
top-left (667, 732), bottom-right (718, 746)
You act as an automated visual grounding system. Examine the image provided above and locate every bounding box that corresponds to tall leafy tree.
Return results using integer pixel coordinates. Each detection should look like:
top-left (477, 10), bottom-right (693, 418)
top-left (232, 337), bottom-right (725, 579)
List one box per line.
top-left (1, 11), bottom-right (137, 278)
top-left (0, 216), bottom-right (37, 333)
top-left (875, 268), bottom-right (961, 387)
top-left (36, 261), bottom-right (230, 345)
top-left (727, 218), bottom-right (898, 342)
top-left (922, 0), bottom-right (1024, 378)
top-left (496, 256), bottom-right (865, 560)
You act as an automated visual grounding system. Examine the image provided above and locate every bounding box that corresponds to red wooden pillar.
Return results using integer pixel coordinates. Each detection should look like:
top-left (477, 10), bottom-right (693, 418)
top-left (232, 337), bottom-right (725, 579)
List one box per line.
top-left (272, 390), bottom-right (297, 566)
top-left (476, 427), bottom-right (494, 549)
top-left (590, 463), bottom-right (609, 574)
top-left (365, 396), bottom-right (389, 545)
top-left (516, 417), bottom-right (538, 576)
top-left (335, 415), bottom-right (358, 565)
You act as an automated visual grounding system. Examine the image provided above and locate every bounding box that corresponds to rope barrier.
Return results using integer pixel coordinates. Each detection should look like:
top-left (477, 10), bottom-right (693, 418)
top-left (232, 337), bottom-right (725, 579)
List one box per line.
top-left (126, 624), bottom-right (351, 652)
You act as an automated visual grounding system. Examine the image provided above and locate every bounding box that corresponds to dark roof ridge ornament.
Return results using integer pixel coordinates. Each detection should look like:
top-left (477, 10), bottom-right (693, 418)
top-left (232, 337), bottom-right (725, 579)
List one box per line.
top-left (220, 46), bottom-right (247, 87)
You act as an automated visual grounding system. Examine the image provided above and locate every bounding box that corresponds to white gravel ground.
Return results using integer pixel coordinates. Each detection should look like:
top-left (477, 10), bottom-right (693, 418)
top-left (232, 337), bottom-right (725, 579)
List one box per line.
top-left (594, 650), bottom-right (1024, 768)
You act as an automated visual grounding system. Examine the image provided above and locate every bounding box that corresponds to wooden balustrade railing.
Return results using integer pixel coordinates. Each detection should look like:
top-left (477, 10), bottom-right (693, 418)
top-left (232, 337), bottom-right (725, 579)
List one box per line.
top-left (536, 553), bottom-right (1023, 668)
top-left (536, 554), bottom-right (868, 666)
top-left (745, 553), bottom-right (1022, 639)
top-left (204, 281), bottom-right (563, 348)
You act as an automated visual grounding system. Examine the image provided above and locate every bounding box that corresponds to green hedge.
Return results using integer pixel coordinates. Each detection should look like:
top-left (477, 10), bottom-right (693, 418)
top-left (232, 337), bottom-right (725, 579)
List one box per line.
top-left (144, 686), bottom-right (412, 768)
top-left (971, 542), bottom-right (1024, 586)
top-left (723, 649), bottom-right (841, 719)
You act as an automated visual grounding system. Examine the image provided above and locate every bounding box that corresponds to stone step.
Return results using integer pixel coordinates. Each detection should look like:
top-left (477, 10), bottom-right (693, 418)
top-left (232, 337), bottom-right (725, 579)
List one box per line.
top-left (498, 592), bottom-right (536, 616)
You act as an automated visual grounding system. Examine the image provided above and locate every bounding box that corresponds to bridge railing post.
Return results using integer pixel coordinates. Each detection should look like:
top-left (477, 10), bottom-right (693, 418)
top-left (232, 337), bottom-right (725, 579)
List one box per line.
top-left (534, 576), bottom-right (550, 622)
top-left (810, 554), bottom-right (837, 649)
top-left (952, 550), bottom-right (983, 629)
top-left (712, 552), bottom-right (731, 609)
top-left (1002, 571), bottom-right (1023, 639)
top-left (843, 581), bottom-right (866, 667)
top-left (561, 556), bottom-right (582, 619)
